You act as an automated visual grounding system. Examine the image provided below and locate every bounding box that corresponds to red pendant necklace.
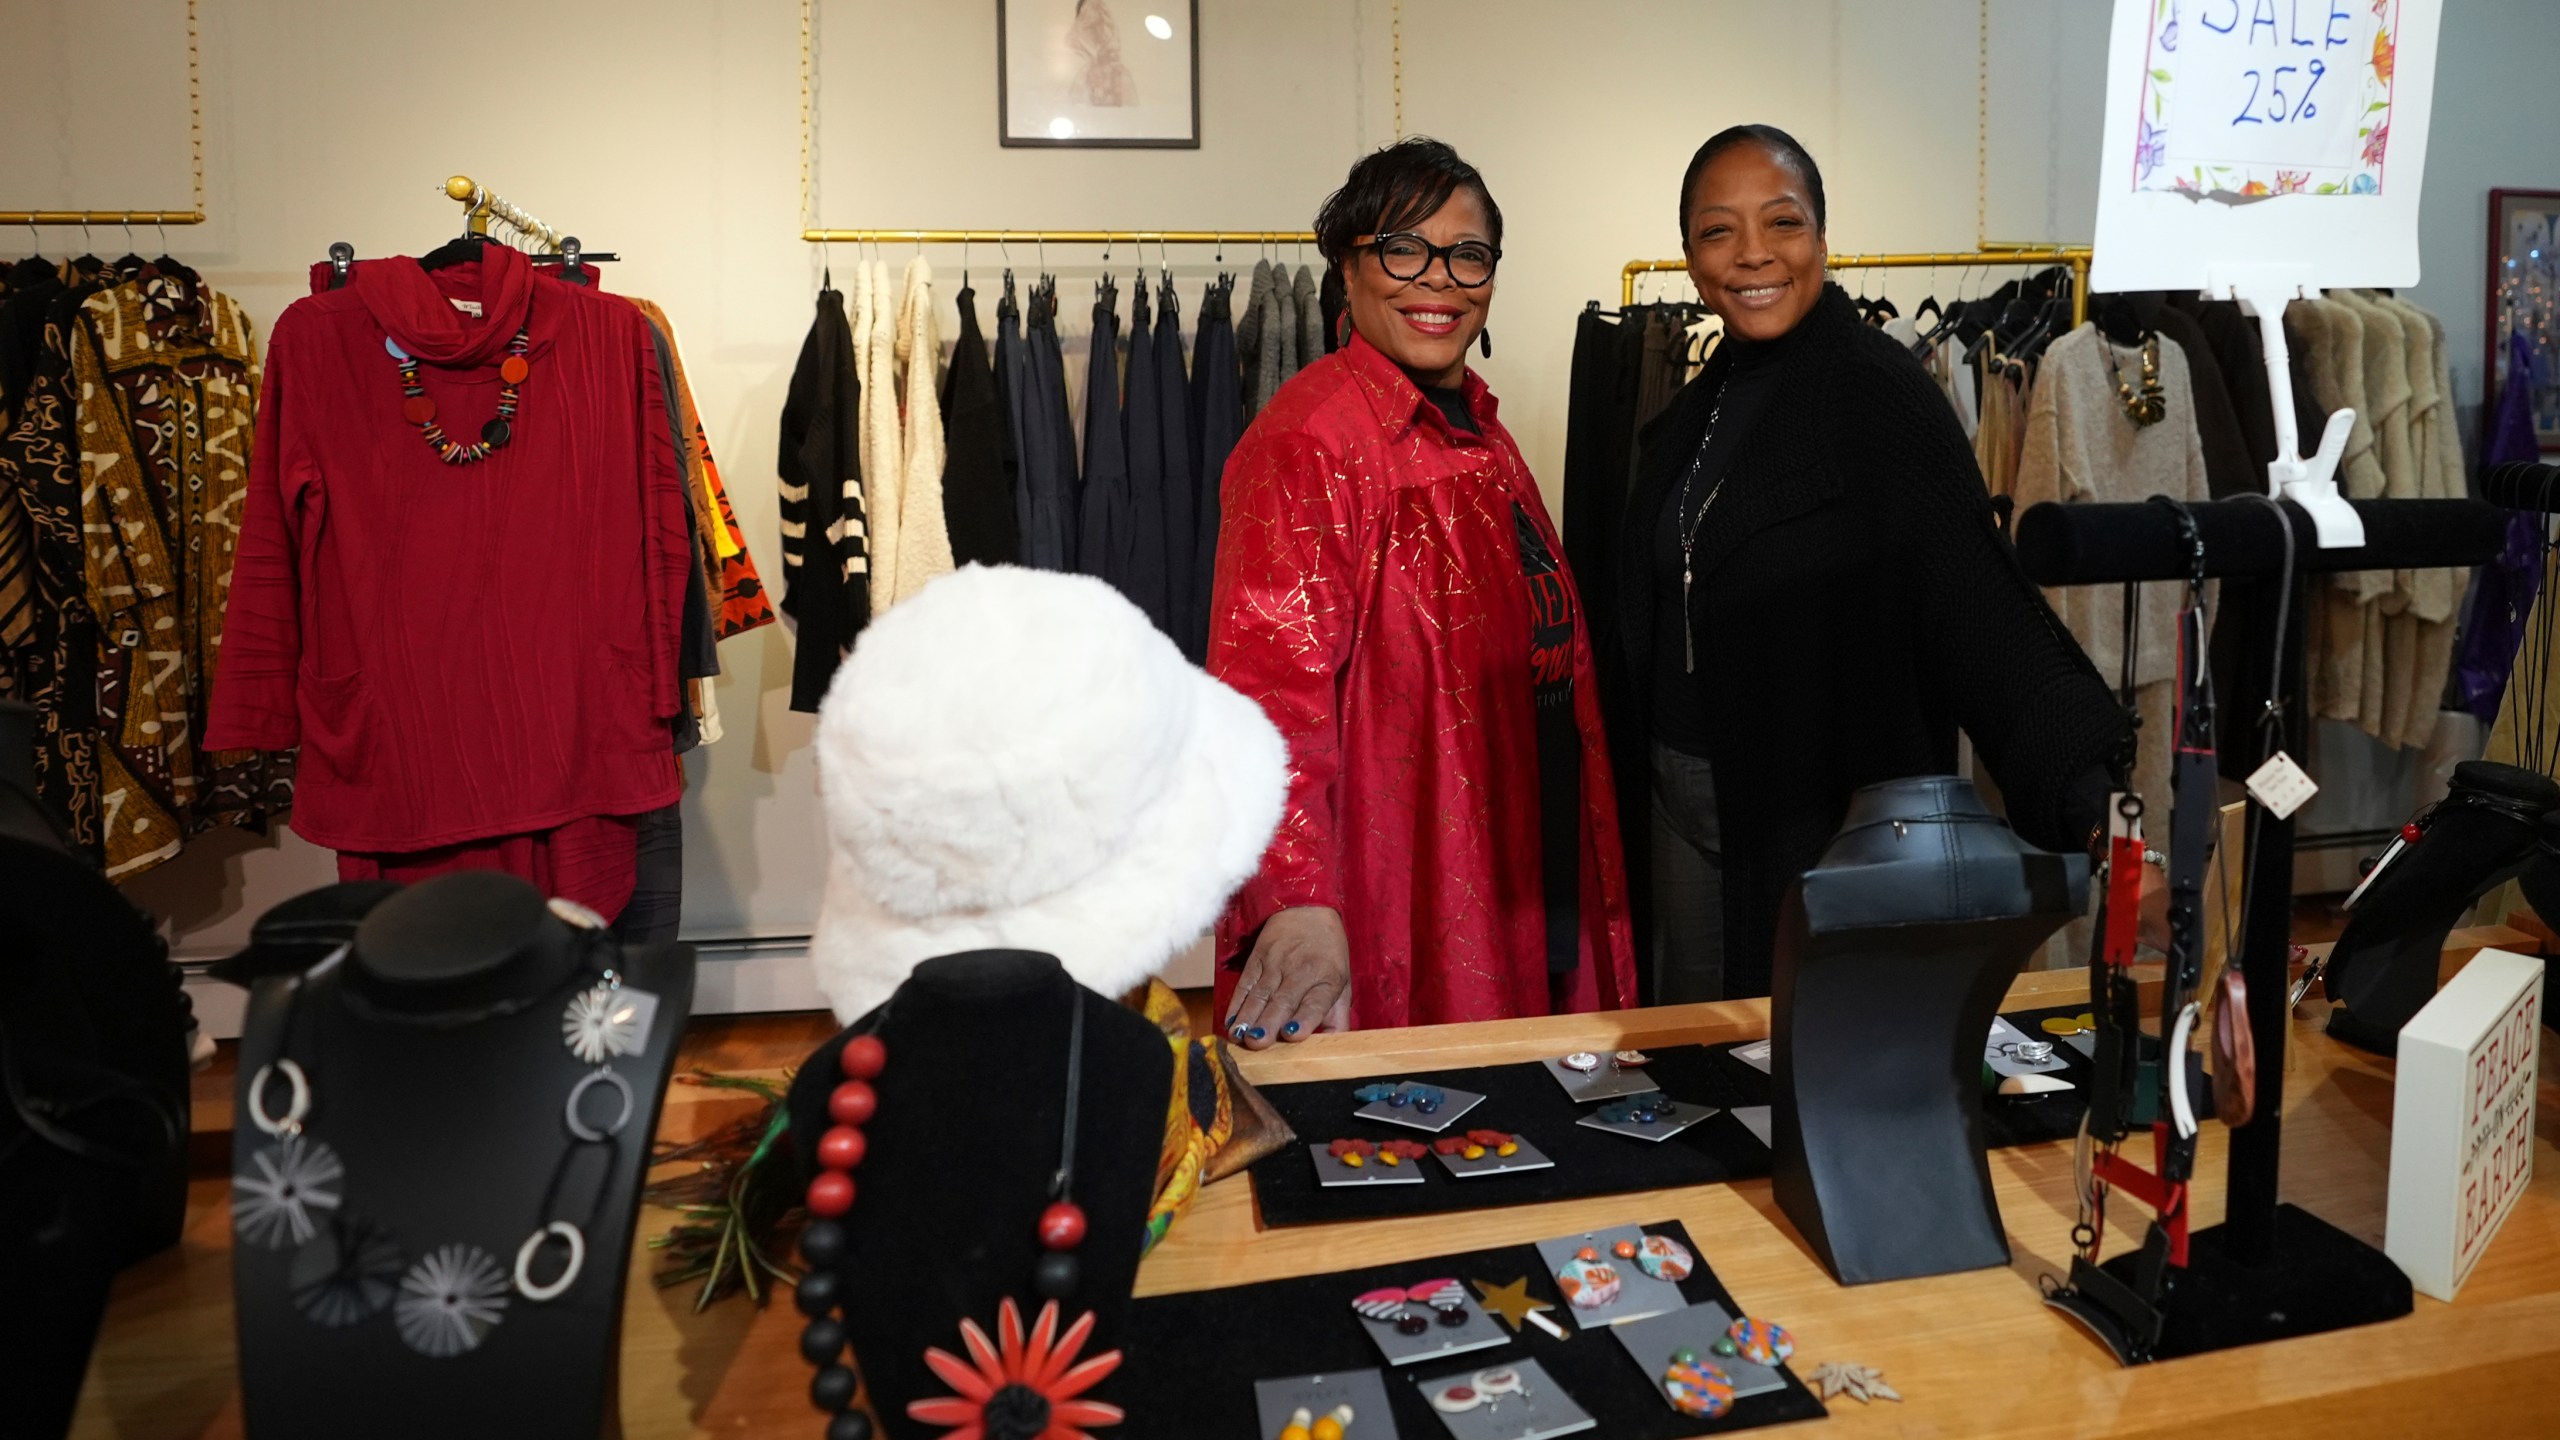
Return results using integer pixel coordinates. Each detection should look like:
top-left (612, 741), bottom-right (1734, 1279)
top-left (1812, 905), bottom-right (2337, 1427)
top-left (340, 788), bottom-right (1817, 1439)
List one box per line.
top-left (386, 328), bottom-right (530, 464)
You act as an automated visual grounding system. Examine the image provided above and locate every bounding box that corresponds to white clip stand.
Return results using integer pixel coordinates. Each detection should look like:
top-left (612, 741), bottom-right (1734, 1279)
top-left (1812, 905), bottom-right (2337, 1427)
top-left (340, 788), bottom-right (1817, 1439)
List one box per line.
top-left (2206, 266), bottom-right (2363, 549)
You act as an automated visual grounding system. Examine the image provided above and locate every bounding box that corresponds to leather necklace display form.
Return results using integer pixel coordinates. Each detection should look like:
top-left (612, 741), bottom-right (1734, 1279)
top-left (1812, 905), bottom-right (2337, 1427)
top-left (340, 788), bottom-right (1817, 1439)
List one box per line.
top-left (795, 998), bottom-right (1125, 1440)
top-left (229, 898), bottom-right (654, 1357)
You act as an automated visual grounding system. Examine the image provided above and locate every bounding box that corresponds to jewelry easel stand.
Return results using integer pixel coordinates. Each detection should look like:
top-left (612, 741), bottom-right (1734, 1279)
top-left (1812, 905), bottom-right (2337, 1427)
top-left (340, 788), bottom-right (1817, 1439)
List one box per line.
top-left (2015, 494), bottom-right (2519, 1361)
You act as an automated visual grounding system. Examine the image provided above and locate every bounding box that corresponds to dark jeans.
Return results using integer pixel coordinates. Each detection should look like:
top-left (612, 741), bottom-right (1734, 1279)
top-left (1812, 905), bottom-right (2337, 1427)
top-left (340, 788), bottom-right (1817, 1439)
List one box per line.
top-left (1649, 741), bottom-right (1725, 1003)
top-left (611, 804), bottom-right (684, 946)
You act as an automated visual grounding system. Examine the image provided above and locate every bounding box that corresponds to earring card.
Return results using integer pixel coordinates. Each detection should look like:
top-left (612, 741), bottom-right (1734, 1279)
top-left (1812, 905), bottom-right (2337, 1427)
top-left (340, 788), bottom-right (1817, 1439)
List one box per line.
top-left (1312, 1144), bottom-right (1430, 1187)
top-left (1434, 1136), bottom-right (1555, 1180)
top-left (1356, 1285), bottom-right (1511, 1368)
top-left (1537, 1055), bottom-right (1662, 1103)
top-left (1573, 1097), bottom-right (1713, 1144)
top-left (1607, 1302), bottom-right (1792, 1407)
top-left (1412, 1357), bottom-right (1593, 1440)
top-left (1356, 1082), bottom-right (1487, 1133)
top-left (1531, 1224), bottom-right (1690, 1328)
top-left (1252, 1369), bottom-right (1400, 1440)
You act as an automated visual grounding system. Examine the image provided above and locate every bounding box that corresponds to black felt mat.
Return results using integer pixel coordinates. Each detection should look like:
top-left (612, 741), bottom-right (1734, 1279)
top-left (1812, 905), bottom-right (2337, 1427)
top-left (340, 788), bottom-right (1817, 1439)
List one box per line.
top-left (1249, 1005), bottom-right (2095, 1228)
top-left (1120, 1220), bottom-right (1825, 1438)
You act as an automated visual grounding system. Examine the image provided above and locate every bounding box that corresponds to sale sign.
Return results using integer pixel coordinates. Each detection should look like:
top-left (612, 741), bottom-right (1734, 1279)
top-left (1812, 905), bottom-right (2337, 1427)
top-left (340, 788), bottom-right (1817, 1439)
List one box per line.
top-left (2133, 0), bottom-right (2402, 198)
top-left (2387, 948), bottom-right (2543, 1300)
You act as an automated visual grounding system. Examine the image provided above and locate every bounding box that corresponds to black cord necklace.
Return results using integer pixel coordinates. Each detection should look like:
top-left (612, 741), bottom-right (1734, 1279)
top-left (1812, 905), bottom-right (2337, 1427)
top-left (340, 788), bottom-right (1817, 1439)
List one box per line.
top-left (230, 899), bottom-right (657, 1356)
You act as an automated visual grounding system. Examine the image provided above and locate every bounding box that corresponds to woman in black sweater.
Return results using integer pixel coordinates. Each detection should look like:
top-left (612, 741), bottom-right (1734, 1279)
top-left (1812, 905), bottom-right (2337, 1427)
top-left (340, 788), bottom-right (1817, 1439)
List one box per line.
top-left (1618, 125), bottom-right (2132, 1002)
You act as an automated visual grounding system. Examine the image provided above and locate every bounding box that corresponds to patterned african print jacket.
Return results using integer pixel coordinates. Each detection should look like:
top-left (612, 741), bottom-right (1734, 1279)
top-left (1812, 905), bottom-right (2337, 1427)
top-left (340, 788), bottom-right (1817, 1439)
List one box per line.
top-left (1207, 331), bottom-right (1639, 1029)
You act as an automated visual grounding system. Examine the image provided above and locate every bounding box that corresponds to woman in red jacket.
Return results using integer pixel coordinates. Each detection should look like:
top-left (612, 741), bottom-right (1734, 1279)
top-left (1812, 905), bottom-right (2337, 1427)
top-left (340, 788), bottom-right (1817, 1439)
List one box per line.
top-left (1210, 138), bottom-right (1638, 1047)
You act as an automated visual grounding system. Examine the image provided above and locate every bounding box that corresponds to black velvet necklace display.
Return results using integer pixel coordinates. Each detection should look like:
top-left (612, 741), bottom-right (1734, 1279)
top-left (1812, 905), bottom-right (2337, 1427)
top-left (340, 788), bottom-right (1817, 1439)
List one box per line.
top-left (783, 951), bottom-right (1170, 1440)
top-left (229, 871), bottom-right (693, 1439)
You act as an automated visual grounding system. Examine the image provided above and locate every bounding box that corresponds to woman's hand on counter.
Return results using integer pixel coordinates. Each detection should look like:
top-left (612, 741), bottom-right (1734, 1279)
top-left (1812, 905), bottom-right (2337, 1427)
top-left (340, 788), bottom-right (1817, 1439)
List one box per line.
top-left (1225, 906), bottom-right (1352, 1050)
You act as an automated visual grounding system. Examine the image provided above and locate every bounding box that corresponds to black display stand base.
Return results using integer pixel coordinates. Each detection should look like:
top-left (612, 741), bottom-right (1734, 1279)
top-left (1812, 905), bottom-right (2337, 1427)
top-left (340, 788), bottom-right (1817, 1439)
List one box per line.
top-left (2060, 1204), bottom-right (2412, 1363)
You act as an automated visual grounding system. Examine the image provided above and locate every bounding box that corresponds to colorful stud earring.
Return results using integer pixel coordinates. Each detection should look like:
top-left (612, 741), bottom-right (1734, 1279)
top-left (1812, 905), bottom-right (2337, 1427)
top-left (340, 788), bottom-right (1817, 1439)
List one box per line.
top-left (1635, 1233), bottom-right (1695, 1282)
top-left (1664, 1358), bottom-right (1735, 1418)
top-left (1560, 1051), bottom-right (1601, 1073)
top-left (1612, 1049), bottom-right (1652, 1069)
top-left (1311, 1403), bottom-right (1355, 1439)
top-left (1328, 1138), bottom-right (1376, 1168)
top-left (1379, 1139), bottom-right (1428, 1166)
top-left (1472, 1367), bottom-right (1526, 1410)
top-left (1353, 1083), bottom-right (1399, 1104)
top-left (1429, 1382), bottom-right (1482, 1414)
top-left (1555, 1249), bottom-right (1623, 1310)
top-left (1727, 1316), bottom-right (1795, 1365)
top-left (1612, 1240), bottom-right (1640, 1260)
top-left (1279, 1406), bottom-right (1314, 1440)
top-left (1408, 1278), bottom-right (1469, 1326)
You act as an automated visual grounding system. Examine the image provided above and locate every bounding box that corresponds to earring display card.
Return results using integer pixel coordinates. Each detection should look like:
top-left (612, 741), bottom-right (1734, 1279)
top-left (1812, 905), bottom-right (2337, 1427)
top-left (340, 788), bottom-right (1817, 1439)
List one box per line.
top-left (1729, 1038), bottom-right (1774, 1074)
top-left (1728, 1105), bottom-right (1774, 1148)
top-left (1436, 1137), bottom-right (1555, 1180)
top-left (1358, 1286), bottom-right (1511, 1368)
top-left (1253, 1369), bottom-right (1401, 1440)
top-left (1573, 1098), bottom-right (1713, 1145)
top-left (1413, 1358), bottom-right (1594, 1440)
top-left (1313, 1145), bottom-right (1429, 1187)
top-left (1985, 1016), bottom-right (2071, 1077)
top-left (1608, 1302), bottom-right (1791, 1405)
top-left (1532, 1225), bottom-right (1690, 1328)
top-left (1357, 1083), bottom-right (1487, 1134)
top-left (1537, 1055), bottom-right (1661, 1103)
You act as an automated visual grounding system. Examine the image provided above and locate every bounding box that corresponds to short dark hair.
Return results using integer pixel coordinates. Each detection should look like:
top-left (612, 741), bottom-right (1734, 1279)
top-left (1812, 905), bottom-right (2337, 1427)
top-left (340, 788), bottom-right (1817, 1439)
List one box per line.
top-left (1679, 124), bottom-right (1827, 236)
top-left (1314, 137), bottom-right (1504, 270)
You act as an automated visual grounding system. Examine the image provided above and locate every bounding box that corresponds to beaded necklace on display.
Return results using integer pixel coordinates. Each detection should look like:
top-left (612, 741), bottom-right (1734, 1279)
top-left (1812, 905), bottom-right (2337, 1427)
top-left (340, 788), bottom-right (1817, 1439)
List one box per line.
top-left (229, 898), bottom-right (655, 1359)
top-left (2102, 331), bottom-right (2168, 428)
top-left (387, 326), bottom-right (530, 463)
top-left (796, 998), bottom-right (1102, 1440)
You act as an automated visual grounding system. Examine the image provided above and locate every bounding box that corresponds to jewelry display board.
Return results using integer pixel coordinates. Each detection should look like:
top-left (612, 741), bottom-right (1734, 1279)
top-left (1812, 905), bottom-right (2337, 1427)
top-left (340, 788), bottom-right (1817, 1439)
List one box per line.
top-left (1120, 1220), bottom-right (1825, 1437)
top-left (1248, 1007), bottom-right (2097, 1228)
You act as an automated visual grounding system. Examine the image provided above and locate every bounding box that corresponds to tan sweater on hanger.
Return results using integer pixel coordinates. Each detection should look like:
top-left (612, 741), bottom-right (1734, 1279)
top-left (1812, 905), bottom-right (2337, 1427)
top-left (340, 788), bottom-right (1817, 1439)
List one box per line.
top-left (2014, 321), bottom-right (2212, 835)
top-left (891, 257), bottom-right (954, 605)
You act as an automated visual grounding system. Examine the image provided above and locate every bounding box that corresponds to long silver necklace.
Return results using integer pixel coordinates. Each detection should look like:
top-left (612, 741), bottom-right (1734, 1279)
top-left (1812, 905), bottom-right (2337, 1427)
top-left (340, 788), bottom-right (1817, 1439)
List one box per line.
top-left (230, 898), bottom-right (657, 1357)
top-left (1674, 387), bottom-right (1730, 673)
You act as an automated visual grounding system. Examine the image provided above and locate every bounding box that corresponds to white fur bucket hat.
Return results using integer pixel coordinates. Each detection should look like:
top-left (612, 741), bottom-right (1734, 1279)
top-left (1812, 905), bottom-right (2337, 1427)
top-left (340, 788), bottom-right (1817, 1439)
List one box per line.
top-left (807, 564), bottom-right (1288, 1022)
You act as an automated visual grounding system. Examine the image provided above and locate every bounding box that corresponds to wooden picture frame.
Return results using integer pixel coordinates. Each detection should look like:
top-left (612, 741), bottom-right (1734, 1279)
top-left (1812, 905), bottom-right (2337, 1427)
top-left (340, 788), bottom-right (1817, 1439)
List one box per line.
top-left (2485, 188), bottom-right (2560, 453)
top-left (997, 0), bottom-right (1200, 149)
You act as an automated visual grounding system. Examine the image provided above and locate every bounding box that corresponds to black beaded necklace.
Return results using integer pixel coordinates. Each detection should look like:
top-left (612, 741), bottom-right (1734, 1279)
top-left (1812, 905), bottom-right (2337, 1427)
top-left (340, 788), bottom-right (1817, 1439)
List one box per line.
top-left (794, 996), bottom-right (1098, 1440)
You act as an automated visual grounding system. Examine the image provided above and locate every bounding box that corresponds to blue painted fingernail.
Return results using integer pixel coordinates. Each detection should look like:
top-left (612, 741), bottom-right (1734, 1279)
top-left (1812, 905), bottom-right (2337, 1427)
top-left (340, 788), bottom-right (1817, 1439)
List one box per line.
top-left (1282, 1021), bottom-right (1302, 1037)
top-left (1248, 1026), bottom-right (1267, 1040)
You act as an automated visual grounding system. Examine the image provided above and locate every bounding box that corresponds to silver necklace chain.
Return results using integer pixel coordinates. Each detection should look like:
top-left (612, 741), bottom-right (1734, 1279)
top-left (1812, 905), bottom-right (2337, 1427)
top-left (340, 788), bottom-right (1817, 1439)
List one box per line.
top-left (1674, 387), bottom-right (1730, 673)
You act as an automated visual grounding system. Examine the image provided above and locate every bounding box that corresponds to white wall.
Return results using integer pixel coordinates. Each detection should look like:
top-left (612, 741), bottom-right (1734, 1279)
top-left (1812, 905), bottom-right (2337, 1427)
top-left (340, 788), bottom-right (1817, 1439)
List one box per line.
top-left (0, 0), bottom-right (2542, 964)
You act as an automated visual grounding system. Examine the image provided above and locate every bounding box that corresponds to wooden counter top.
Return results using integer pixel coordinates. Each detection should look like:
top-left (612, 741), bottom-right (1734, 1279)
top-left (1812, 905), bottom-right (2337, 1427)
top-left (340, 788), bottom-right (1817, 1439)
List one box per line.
top-left (71, 930), bottom-right (2560, 1438)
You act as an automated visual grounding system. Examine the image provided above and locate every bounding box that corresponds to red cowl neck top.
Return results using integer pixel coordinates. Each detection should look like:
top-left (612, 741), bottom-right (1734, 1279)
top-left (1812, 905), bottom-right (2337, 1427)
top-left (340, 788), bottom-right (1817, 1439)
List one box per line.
top-left (204, 244), bottom-right (690, 852)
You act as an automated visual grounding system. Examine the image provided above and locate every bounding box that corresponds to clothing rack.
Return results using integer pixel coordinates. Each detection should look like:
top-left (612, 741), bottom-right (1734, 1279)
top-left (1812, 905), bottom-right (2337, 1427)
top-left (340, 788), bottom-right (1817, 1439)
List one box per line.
top-left (1, 208), bottom-right (205, 227)
top-left (1620, 244), bottom-right (2093, 325)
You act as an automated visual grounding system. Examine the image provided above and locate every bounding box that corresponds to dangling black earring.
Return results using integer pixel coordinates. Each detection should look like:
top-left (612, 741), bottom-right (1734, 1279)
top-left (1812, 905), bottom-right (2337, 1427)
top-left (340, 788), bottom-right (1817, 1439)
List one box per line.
top-left (1478, 328), bottom-right (1493, 359)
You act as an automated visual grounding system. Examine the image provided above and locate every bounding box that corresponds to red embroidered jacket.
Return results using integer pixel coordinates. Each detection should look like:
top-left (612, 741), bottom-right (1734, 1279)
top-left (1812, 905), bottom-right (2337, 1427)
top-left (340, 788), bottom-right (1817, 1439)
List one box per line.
top-left (1208, 333), bottom-right (1638, 1029)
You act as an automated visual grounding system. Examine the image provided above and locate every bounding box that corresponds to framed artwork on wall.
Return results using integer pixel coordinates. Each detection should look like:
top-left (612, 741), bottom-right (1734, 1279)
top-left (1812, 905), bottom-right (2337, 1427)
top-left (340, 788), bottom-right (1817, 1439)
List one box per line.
top-left (2487, 188), bottom-right (2560, 453)
top-left (998, 0), bottom-right (1199, 149)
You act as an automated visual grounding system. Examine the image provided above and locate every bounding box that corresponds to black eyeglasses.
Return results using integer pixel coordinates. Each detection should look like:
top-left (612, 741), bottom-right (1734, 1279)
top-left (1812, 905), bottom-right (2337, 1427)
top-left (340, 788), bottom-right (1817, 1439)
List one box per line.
top-left (1352, 232), bottom-right (1500, 287)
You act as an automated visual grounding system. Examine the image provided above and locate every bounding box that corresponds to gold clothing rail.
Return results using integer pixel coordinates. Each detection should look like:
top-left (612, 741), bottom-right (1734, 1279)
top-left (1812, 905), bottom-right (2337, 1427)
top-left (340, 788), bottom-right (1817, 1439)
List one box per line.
top-left (802, 228), bottom-right (1315, 247)
top-left (1621, 245), bottom-right (2093, 325)
top-left (0, 209), bottom-right (205, 227)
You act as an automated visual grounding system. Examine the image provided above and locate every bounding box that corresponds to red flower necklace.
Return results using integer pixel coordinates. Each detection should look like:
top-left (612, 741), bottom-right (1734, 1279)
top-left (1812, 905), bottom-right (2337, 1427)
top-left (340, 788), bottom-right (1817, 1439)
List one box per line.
top-left (385, 328), bottom-right (529, 464)
top-left (794, 999), bottom-right (1113, 1440)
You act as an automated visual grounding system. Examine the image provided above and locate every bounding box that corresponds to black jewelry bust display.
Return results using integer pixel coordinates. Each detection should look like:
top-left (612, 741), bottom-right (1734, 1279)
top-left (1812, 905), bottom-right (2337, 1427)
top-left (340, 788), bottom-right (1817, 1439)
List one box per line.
top-left (230, 870), bottom-right (693, 1440)
top-left (1, 700), bottom-right (190, 1440)
top-left (1769, 775), bottom-right (2089, 1285)
top-left (784, 951), bottom-right (1170, 1440)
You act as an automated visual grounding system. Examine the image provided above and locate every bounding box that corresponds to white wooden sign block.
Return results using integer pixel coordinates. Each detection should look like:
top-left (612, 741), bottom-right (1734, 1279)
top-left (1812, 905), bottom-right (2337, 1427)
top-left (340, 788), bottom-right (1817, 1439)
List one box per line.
top-left (2385, 948), bottom-right (2543, 1301)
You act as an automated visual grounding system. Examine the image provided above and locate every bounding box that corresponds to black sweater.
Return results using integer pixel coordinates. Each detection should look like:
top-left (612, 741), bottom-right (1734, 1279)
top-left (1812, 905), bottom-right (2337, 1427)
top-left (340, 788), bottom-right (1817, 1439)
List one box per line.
top-left (1611, 285), bottom-right (2128, 995)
